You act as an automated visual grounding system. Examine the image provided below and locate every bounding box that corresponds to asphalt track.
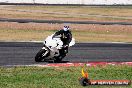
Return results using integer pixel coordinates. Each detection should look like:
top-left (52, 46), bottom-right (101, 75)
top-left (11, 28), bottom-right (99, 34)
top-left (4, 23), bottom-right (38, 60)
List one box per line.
top-left (1, 18), bottom-right (132, 25)
top-left (0, 3), bottom-right (132, 6)
top-left (0, 42), bottom-right (132, 66)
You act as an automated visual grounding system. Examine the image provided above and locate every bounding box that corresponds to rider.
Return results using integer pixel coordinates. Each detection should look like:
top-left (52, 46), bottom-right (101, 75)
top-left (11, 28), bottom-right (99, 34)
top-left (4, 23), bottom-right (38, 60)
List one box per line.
top-left (52, 25), bottom-right (72, 56)
top-left (52, 25), bottom-right (72, 47)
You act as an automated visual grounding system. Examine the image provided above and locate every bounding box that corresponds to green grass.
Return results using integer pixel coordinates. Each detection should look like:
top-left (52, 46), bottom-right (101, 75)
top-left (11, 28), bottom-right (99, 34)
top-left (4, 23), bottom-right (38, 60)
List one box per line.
top-left (0, 65), bottom-right (131, 88)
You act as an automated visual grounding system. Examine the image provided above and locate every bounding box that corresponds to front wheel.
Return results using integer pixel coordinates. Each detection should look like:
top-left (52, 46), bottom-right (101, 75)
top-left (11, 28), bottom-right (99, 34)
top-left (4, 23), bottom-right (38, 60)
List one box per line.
top-left (35, 49), bottom-right (48, 62)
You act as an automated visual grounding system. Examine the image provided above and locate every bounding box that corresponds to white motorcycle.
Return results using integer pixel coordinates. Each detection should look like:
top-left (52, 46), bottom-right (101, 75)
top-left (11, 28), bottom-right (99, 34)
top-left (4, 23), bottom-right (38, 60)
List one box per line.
top-left (35, 34), bottom-right (75, 62)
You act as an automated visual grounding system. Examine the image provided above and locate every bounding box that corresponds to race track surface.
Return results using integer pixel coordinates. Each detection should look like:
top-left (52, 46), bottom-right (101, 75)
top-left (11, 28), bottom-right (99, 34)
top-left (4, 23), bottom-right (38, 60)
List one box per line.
top-left (1, 18), bottom-right (132, 25)
top-left (0, 42), bottom-right (132, 66)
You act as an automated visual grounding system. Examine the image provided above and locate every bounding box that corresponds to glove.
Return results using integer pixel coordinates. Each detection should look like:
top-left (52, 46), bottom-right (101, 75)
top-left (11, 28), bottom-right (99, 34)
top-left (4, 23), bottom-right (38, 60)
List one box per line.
top-left (63, 45), bottom-right (68, 48)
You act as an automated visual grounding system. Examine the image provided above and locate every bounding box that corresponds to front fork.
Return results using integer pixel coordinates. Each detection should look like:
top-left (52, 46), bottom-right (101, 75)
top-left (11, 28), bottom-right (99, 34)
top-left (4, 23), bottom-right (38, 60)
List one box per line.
top-left (41, 45), bottom-right (50, 57)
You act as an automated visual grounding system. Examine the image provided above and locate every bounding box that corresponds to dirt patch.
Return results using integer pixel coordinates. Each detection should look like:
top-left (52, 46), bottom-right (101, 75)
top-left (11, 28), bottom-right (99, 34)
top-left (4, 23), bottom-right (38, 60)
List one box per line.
top-left (0, 22), bottom-right (132, 32)
top-left (1, 5), bottom-right (132, 22)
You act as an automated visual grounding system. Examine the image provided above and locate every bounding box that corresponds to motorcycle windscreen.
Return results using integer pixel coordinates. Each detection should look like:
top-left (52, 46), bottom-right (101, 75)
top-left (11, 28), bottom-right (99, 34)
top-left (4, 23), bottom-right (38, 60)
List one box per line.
top-left (44, 34), bottom-right (63, 49)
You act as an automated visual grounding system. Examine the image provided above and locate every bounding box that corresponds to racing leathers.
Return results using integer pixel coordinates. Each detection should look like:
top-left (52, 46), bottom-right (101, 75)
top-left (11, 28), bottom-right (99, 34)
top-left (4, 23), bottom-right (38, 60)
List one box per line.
top-left (52, 29), bottom-right (72, 58)
top-left (52, 29), bottom-right (72, 47)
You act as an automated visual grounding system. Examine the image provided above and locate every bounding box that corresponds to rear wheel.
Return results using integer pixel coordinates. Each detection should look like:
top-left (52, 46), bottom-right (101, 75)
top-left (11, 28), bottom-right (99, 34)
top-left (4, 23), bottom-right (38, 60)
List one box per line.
top-left (35, 49), bottom-right (48, 62)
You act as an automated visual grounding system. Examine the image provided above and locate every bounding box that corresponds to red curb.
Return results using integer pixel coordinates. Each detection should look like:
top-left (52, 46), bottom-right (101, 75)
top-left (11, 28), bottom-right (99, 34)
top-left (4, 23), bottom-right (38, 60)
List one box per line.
top-left (46, 63), bottom-right (84, 67)
top-left (39, 62), bottom-right (132, 67)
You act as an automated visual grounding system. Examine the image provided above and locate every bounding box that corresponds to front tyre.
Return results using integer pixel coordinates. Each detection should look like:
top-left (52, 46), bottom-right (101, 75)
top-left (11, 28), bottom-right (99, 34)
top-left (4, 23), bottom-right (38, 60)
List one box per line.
top-left (35, 49), bottom-right (48, 62)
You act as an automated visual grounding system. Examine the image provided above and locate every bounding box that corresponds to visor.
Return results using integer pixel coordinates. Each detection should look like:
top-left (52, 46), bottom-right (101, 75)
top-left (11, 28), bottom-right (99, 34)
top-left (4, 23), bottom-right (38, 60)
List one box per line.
top-left (63, 27), bottom-right (68, 31)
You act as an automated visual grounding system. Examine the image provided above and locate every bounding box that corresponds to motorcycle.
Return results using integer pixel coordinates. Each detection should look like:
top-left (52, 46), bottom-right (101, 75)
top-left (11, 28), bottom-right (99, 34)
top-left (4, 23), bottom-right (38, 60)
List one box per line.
top-left (35, 34), bottom-right (75, 62)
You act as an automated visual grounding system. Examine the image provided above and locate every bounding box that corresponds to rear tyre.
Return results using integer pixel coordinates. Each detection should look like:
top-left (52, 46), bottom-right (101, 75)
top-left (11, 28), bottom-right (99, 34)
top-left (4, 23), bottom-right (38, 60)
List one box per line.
top-left (35, 49), bottom-right (48, 62)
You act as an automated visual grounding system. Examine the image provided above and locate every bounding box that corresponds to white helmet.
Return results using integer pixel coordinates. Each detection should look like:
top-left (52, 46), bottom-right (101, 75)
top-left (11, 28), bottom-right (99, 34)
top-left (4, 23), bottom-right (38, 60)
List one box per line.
top-left (63, 26), bottom-right (69, 31)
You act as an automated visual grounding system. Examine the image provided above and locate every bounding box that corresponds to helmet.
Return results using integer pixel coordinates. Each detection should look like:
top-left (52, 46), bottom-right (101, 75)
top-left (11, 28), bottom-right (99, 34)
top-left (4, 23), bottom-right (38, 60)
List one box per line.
top-left (63, 26), bottom-right (69, 31)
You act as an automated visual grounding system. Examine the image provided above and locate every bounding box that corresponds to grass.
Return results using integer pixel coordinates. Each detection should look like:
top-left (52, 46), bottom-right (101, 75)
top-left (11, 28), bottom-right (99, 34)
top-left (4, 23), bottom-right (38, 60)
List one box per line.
top-left (1, 6), bottom-right (132, 42)
top-left (0, 28), bottom-right (54, 41)
top-left (0, 5), bottom-right (131, 88)
top-left (0, 65), bottom-right (131, 88)
top-left (1, 6), bottom-right (132, 22)
top-left (0, 28), bottom-right (132, 42)
top-left (10, 6), bottom-right (132, 16)
top-left (0, 25), bottom-right (132, 42)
